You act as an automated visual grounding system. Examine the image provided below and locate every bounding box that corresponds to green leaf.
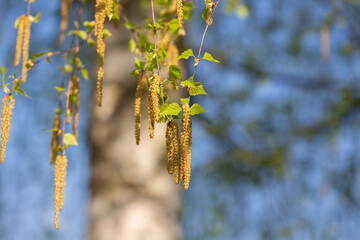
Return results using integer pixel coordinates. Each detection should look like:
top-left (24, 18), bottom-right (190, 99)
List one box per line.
top-left (135, 58), bottom-right (146, 70)
top-left (178, 49), bottom-right (195, 60)
top-left (168, 19), bottom-right (179, 35)
top-left (202, 52), bottom-right (219, 63)
top-left (87, 38), bottom-right (95, 47)
top-left (124, 22), bottom-right (136, 30)
top-left (146, 24), bottom-right (154, 31)
top-left (180, 98), bottom-right (189, 105)
top-left (63, 133), bottom-right (78, 146)
top-left (129, 38), bottom-right (136, 52)
top-left (32, 51), bottom-right (46, 61)
top-left (160, 102), bottom-right (182, 116)
top-left (78, 30), bottom-right (87, 40)
top-left (65, 64), bottom-right (73, 73)
top-left (32, 12), bottom-right (42, 23)
top-left (190, 103), bottom-right (207, 115)
top-left (103, 28), bottom-right (112, 38)
top-left (81, 69), bottom-right (89, 80)
top-left (55, 86), bottom-right (65, 92)
top-left (154, 21), bottom-right (164, 29)
top-left (169, 65), bottom-right (182, 80)
top-left (190, 82), bottom-right (207, 96)
top-left (183, 2), bottom-right (195, 20)
top-left (181, 77), bottom-right (196, 88)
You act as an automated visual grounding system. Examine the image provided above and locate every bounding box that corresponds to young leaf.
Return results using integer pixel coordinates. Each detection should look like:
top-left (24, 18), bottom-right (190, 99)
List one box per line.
top-left (178, 49), bottom-right (195, 60)
top-left (63, 133), bottom-right (78, 146)
top-left (81, 69), bottom-right (89, 80)
top-left (190, 103), bottom-right (207, 115)
top-left (160, 103), bottom-right (182, 116)
top-left (124, 22), bottom-right (136, 30)
top-left (169, 65), bottom-right (182, 80)
top-left (190, 82), bottom-right (207, 96)
top-left (202, 52), bottom-right (219, 63)
top-left (180, 98), bottom-right (190, 105)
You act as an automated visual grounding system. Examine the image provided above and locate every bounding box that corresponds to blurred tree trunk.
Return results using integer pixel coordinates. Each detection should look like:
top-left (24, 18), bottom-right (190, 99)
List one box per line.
top-left (89, 1), bottom-right (182, 240)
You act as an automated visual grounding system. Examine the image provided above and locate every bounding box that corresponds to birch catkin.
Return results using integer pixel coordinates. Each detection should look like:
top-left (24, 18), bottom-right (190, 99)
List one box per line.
top-left (14, 15), bottom-right (25, 66)
top-left (106, 0), bottom-right (114, 18)
top-left (50, 112), bottom-right (61, 165)
top-left (148, 75), bottom-right (161, 138)
top-left (57, 0), bottom-right (73, 46)
top-left (176, 0), bottom-right (184, 29)
top-left (54, 154), bottom-right (68, 230)
top-left (0, 95), bottom-right (15, 165)
top-left (181, 104), bottom-right (192, 190)
top-left (22, 16), bottom-right (31, 83)
top-left (166, 121), bottom-right (180, 175)
top-left (95, 0), bottom-right (106, 106)
top-left (135, 74), bottom-right (146, 145)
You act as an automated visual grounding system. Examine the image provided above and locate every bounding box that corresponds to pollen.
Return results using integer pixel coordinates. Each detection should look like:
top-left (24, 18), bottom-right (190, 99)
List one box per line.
top-left (166, 121), bottom-right (180, 175)
top-left (180, 104), bottom-right (192, 190)
top-left (14, 15), bottom-right (25, 66)
top-left (147, 74), bottom-right (160, 138)
top-left (95, 0), bottom-right (106, 106)
top-left (50, 112), bottom-right (61, 165)
top-left (57, 0), bottom-right (73, 46)
top-left (135, 74), bottom-right (146, 145)
top-left (54, 154), bottom-right (68, 230)
top-left (0, 95), bottom-right (15, 165)
top-left (176, 0), bottom-right (184, 29)
top-left (21, 16), bottom-right (31, 83)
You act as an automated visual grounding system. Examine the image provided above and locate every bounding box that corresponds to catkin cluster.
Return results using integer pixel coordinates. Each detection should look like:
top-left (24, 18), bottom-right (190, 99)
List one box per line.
top-left (135, 75), bottom-right (146, 145)
top-left (66, 75), bottom-right (80, 138)
top-left (167, 44), bottom-right (179, 67)
top-left (176, 0), bottom-right (184, 29)
top-left (166, 121), bottom-right (180, 175)
top-left (95, 0), bottom-right (106, 106)
top-left (0, 95), bottom-right (15, 165)
top-left (54, 154), bottom-right (68, 230)
top-left (180, 104), bottom-right (192, 190)
top-left (57, 0), bottom-right (73, 46)
top-left (50, 112), bottom-right (61, 165)
top-left (148, 75), bottom-right (161, 138)
top-left (14, 15), bottom-right (31, 82)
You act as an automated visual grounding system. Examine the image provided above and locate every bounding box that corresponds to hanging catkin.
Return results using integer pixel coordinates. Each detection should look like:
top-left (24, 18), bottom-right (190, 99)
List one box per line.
top-left (147, 74), bottom-right (161, 138)
top-left (135, 74), bottom-right (146, 145)
top-left (180, 104), bottom-right (192, 190)
top-left (176, 0), bottom-right (184, 29)
top-left (0, 95), bottom-right (15, 165)
top-left (95, 0), bottom-right (106, 106)
top-left (106, 0), bottom-right (114, 18)
top-left (50, 112), bottom-right (61, 165)
top-left (21, 16), bottom-right (31, 83)
top-left (166, 121), bottom-right (180, 175)
top-left (14, 15), bottom-right (25, 66)
top-left (57, 0), bottom-right (73, 46)
top-left (54, 154), bottom-right (68, 230)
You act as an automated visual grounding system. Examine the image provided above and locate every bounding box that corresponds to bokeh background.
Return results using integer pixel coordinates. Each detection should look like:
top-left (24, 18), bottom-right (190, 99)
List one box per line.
top-left (1, 0), bottom-right (360, 239)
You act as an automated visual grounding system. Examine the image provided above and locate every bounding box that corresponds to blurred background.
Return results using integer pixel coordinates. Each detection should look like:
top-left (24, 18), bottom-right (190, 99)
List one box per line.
top-left (1, 0), bottom-right (360, 239)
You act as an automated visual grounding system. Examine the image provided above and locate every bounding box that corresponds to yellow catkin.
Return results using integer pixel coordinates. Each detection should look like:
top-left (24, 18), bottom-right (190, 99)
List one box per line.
top-left (50, 113), bottom-right (61, 165)
top-left (180, 104), bottom-right (192, 190)
top-left (167, 43), bottom-right (179, 67)
top-left (0, 95), bottom-right (15, 165)
top-left (135, 74), bottom-right (146, 145)
top-left (95, 0), bottom-right (106, 106)
top-left (54, 154), bottom-right (68, 230)
top-left (106, 0), bottom-right (114, 18)
top-left (148, 75), bottom-right (161, 138)
top-left (57, 0), bottom-right (73, 46)
top-left (176, 0), bottom-right (184, 29)
top-left (72, 76), bottom-right (80, 139)
top-left (14, 15), bottom-right (25, 66)
top-left (166, 121), bottom-right (180, 176)
top-left (22, 16), bottom-right (31, 83)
